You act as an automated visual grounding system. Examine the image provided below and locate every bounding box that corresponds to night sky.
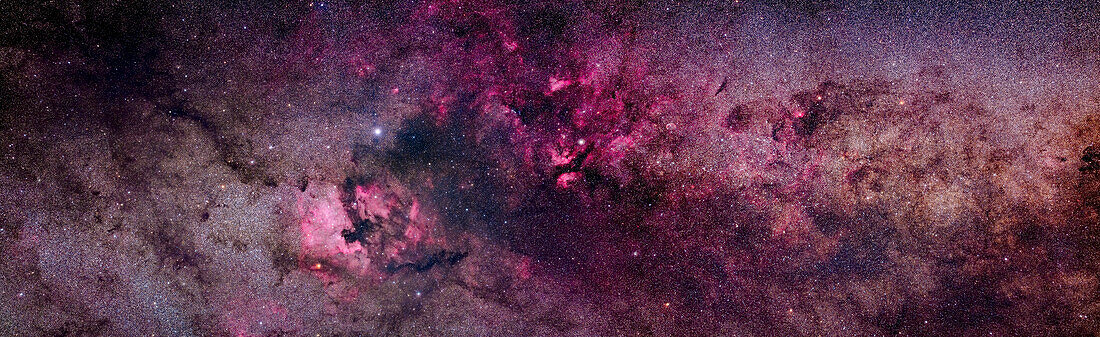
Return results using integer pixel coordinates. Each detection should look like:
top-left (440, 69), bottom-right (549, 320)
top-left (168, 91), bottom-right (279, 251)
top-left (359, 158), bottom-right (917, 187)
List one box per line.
top-left (2, 0), bottom-right (1100, 336)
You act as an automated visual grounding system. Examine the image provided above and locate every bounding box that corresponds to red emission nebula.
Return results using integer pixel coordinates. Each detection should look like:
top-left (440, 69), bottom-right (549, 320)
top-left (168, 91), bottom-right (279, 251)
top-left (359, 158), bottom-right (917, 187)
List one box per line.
top-left (2, 0), bottom-right (1100, 336)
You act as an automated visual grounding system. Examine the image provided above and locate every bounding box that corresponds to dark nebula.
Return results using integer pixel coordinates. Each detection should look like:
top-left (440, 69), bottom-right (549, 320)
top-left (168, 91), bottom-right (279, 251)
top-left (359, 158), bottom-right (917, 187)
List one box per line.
top-left (2, 0), bottom-right (1100, 336)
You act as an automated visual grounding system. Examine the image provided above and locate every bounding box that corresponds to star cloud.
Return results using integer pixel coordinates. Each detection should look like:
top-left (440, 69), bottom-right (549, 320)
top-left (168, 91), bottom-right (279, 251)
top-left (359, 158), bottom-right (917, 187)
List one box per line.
top-left (1, 0), bottom-right (1099, 336)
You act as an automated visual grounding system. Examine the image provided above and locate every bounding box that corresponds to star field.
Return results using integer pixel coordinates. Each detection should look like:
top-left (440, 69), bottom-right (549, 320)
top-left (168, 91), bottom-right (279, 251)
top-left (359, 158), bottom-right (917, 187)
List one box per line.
top-left (1, 0), bottom-right (1100, 336)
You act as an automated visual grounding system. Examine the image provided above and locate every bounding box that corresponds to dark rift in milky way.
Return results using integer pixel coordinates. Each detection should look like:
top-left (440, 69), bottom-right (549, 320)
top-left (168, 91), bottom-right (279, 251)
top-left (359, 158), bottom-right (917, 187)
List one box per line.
top-left (384, 250), bottom-right (469, 274)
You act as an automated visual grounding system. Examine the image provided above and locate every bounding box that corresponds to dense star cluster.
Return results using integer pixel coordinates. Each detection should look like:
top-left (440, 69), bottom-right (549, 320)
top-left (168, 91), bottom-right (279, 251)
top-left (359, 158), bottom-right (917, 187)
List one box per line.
top-left (2, 0), bottom-right (1100, 336)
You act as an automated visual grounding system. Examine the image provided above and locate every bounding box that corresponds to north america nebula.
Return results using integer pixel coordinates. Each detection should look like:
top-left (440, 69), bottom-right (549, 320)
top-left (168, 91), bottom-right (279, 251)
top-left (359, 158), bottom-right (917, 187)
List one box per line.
top-left (2, 0), bottom-right (1100, 336)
